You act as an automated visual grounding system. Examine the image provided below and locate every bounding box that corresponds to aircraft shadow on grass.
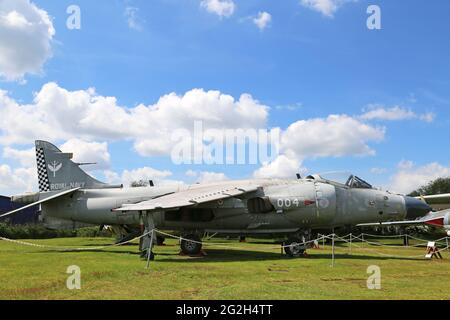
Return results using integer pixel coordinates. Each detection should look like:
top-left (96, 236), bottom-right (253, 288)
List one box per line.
top-left (34, 248), bottom-right (425, 262)
top-left (153, 249), bottom-right (425, 263)
top-left (26, 242), bottom-right (426, 262)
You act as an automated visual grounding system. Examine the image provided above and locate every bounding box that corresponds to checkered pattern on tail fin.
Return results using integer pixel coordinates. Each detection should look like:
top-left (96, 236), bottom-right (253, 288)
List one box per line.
top-left (36, 147), bottom-right (50, 192)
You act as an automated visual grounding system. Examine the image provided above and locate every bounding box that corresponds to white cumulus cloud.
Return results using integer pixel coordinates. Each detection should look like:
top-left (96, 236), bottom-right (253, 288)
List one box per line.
top-left (201, 0), bottom-right (235, 18)
top-left (253, 114), bottom-right (384, 179)
top-left (0, 83), bottom-right (396, 191)
top-left (60, 139), bottom-right (111, 171)
top-left (185, 170), bottom-right (228, 183)
top-left (0, 164), bottom-right (37, 195)
top-left (254, 155), bottom-right (305, 179)
top-left (281, 115), bottom-right (385, 159)
top-left (389, 161), bottom-right (450, 194)
top-left (300, 0), bottom-right (355, 17)
top-left (360, 105), bottom-right (435, 123)
top-left (124, 6), bottom-right (143, 31)
top-left (370, 167), bottom-right (387, 175)
top-left (0, 83), bottom-right (269, 159)
top-left (253, 11), bottom-right (271, 31)
top-left (104, 167), bottom-right (179, 188)
top-left (0, 0), bottom-right (55, 81)
top-left (2, 146), bottom-right (35, 167)
top-left (121, 167), bottom-right (173, 184)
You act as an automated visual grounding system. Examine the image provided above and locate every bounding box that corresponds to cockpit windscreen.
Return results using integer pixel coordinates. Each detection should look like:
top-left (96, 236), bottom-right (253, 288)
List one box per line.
top-left (318, 172), bottom-right (373, 189)
top-left (345, 175), bottom-right (373, 189)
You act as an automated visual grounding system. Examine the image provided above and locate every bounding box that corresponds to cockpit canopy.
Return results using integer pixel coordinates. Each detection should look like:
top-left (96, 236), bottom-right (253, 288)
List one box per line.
top-left (344, 175), bottom-right (373, 189)
top-left (307, 172), bottom-right (373, 189)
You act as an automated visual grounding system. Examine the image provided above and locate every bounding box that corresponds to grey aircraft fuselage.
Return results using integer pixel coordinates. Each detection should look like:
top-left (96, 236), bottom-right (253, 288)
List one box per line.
top-left (3, 141), bottom-right (431, 240)
top-left (40, 177), bottom-right (421, 235)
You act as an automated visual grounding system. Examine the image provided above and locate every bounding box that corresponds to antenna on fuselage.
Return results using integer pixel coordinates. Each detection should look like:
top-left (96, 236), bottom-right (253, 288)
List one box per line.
top-left (296, 173), bottom-right (302, 179)
top-left (76, 162), bottom-right (98, 166)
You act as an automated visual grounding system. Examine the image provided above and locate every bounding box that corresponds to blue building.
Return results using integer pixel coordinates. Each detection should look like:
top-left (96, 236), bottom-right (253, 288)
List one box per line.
top-left (0, 195), bottom-right (39, 225)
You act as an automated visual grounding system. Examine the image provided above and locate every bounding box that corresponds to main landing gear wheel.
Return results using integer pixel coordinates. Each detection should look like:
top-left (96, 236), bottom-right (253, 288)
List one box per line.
top-left (180, 234), bottom-right (202, 255)
top-left (156, 236), bottom-right (165, 246)
top-left (284, 238), bottom-right (306, 257)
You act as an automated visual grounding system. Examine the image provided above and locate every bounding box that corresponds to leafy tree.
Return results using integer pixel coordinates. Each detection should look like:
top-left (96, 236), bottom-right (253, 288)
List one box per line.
top-left (408, 177), bottom-right (450, 196)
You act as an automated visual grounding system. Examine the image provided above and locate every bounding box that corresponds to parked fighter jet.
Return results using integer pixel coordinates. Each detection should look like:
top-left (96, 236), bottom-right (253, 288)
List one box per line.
top-left (0, 141), bottom-right (432, 259)
top-left (358, 194), bottom-right (450, 236)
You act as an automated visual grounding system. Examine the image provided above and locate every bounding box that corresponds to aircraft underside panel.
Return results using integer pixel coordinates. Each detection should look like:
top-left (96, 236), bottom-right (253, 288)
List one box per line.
top-left (161, 208), bottom-right (300, 233)
top-left (42, 215), bottom-right (95, 230)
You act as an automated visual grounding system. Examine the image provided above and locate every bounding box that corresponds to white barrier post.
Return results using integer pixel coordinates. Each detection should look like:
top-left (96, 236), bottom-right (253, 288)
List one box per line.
top-left (447, 237), bottom-right (449, 260)
top-left (349, 233), bottom-right (352, 255)
top-left (403, 234), bottom-right (409, 247)
top-left (146, 229), bottom-right (155, 269)
top-left (331, 233), bottom-right (335, 267)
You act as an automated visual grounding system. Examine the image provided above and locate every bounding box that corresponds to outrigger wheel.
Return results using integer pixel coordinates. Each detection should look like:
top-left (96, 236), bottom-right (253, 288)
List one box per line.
top-left (141, 250), bottom-right (155, 261)
top-left (284, 237), bottom-right (306, 257)
top-left (180, 234), bottom-right (202, 255)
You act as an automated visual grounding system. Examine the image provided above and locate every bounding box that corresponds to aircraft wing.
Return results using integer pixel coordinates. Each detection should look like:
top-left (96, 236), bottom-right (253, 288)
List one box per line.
top-left (0, 188), bottom-right (81, 219)
top-left (357, 211), bottom-right (447, 228)
top-left (114, 184), bottom-right (260, 212)
top-left (416, 193), bottom-right (450, 205)
top-left (357, 220), bottom-right (427, 227)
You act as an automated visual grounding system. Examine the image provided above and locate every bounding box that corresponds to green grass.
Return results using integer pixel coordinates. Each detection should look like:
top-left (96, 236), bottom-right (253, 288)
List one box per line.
top-left (0, 236), bottom-right (449, 300)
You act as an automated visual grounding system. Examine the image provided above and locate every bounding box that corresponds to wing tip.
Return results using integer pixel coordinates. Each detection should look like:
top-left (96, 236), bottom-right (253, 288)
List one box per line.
top-left (424, 217), bottom-right (444, 227)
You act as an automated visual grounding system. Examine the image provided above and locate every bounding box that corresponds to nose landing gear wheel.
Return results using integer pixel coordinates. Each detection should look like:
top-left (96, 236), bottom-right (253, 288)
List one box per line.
top-left (284, 238), bottom-right (306, 257)
top-left (180, 234), bottom-right (202, 255)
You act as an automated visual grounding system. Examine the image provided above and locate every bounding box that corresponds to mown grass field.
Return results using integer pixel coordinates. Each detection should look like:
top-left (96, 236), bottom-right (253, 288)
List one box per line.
top-left (0, 236), bottom-right (449, 300)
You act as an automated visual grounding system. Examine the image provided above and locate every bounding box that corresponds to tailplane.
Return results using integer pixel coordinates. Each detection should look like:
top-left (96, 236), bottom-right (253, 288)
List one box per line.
top-left (35, 140), bottom-right (107, 192)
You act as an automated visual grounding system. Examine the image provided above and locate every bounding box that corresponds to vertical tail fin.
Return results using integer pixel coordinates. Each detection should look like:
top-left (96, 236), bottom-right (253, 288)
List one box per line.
top-left (35, 140), bottom-right (106, 192)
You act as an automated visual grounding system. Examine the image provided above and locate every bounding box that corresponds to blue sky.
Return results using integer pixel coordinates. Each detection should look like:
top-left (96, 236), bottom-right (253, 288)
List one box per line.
top-left (0, 0), bottom-right (450, 195)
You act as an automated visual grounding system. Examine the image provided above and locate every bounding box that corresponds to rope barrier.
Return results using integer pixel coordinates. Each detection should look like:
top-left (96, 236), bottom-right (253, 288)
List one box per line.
top-left (0, 230), bottom-right (152, 251)
top-left (335, 236), bottom-right (450, 259)
top-left (339, 236), bottom-right (428, 248)
top-left (331, 233), bottom-right (448, 246)
top-left (310, 234), bottom-right (450, 259)
top-left (1, 231), bottom-right (448, 260)
top-left (361, 233), bottom-right (407, 238)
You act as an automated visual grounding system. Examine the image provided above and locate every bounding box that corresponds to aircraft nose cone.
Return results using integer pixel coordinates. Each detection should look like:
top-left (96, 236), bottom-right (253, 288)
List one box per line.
top-left (404, 196), bottom-right (432, 219)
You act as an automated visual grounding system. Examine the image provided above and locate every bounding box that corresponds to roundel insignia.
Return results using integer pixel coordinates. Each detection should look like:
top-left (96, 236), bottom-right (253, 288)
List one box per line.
top-left (318, 199), bottom-right (329, 209)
